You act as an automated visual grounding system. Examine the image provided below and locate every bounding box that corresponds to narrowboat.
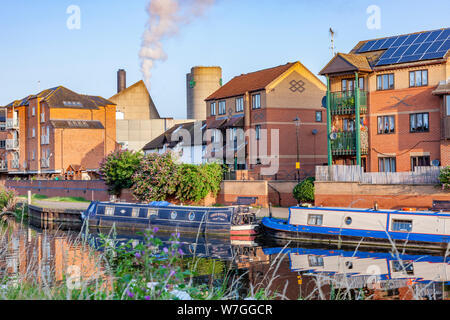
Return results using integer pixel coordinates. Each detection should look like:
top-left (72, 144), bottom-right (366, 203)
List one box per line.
top-left (262, 206), bottom-right (450, 251)
top-left (82, 201), bottom-right (259, 238)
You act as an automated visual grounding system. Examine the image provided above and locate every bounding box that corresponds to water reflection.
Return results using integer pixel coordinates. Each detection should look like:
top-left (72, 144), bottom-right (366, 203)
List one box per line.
top-left (1, 217), bottom-right (449, 300)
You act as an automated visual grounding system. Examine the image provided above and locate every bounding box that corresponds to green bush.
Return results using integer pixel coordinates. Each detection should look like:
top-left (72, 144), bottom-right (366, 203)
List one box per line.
top-left (0, 188), bottom-right (17, 212)
top-left (131, 152), bottom-right (180, 202)
top-left (176, 163), bottom-right (224, 203)
top-left (439, 166), bottom-right (450, 190)
top-left (293, 177), bottom-right (315, 204)
top-left (99, 150), bottom-right (144, 196)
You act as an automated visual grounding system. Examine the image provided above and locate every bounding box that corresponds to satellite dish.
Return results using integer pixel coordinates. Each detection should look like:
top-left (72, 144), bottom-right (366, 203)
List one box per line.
top-left (321, 96), bottom-right (327, 109)
top-left (431, 160), bottom-right (440, 167)
top-left (329, 132), bottom-right (338, 140)
top-left (312, 129), bottom-right (318, 135)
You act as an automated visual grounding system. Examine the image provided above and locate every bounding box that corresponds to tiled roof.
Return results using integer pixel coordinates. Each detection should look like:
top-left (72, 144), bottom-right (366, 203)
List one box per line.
top-left (6, 86), bottom-right (115, 109)
top-left (206, 63), bottom-right (296, 101)
top-left (338, 53), bottom-right (372, 72)
top-left (50, 119), bottom-right (105, 129)
top-left (432, 79), bottom-right (450, 95)
top-left (143, 121), bottom-right (206, 150)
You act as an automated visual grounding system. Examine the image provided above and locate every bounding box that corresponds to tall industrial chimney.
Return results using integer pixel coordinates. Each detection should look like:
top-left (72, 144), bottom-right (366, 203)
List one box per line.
top-left (187, 66), bottom-right (222, 120)
top-left (117, 69), bottom-right (126, 93)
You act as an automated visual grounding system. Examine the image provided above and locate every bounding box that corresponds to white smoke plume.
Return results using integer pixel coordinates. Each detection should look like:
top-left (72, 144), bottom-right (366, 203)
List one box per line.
top-left (140, 0), bottom-right (215, 87)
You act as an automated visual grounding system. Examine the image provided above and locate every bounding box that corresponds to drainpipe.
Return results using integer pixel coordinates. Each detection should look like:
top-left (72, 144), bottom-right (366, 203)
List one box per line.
top-left (355, 72), bottom-right (361, 166)
top-left (326, 76), bottom-right (332, 166)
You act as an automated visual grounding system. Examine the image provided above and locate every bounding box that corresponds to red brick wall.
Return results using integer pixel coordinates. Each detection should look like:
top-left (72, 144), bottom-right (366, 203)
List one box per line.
top-left (315, 182), bottom-right (450, 210)
top-left (368, 87), bottom-right (442, 172)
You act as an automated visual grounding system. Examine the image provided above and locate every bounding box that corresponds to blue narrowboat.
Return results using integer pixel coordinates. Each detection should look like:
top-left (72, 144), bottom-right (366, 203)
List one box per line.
top-left (262, 206), bottom-right (450, 251)
top-left (82, 201), bottom-right (259, 238)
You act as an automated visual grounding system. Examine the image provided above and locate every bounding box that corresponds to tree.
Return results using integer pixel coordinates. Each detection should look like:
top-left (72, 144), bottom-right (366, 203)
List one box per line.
top-left (99, 150), bottom-right (144, 197)
top-left (293, 177), bottom-right (315, 204)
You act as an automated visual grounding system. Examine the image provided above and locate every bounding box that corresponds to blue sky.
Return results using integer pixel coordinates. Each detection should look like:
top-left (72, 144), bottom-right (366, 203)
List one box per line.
top-left (0, 0), bottom-right (448, 118)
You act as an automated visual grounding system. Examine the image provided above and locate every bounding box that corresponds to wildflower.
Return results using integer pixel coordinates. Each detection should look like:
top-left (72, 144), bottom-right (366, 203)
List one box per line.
top-left (163, 247), bottom-right (169, 254)
top-left (153, 227), bottom-right (159, 233)
top-left (178, 249), bottom-right (184, 256)
top-left (135, 252), bottom-right (142, 259)
top-left (127, 290), bottom-right (134, 298)
top-left (145, 296), bottom-right (151, 300)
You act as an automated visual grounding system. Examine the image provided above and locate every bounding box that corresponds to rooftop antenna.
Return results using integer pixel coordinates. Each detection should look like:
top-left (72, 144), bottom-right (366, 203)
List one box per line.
top-left (38, 80), bottom-right (41, 92)
top-left (329, 27), bottom-right (336, 56)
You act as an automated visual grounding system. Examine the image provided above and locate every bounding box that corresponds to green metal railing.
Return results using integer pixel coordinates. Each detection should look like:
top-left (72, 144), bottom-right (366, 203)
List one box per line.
top-left (331, 131), bottom-right (368, 156)
top-left (330, 90), bottom-right (367, 115)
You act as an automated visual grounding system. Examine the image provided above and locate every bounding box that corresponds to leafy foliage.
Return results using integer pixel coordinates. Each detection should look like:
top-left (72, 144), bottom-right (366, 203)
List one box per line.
top-left (0, 188), bottom-right (17, 213)
top-left (131, 152), bottom-right (180, 202)
top-left (176, 163), bottom-right (224, 203)
top-left (99, 150), bottom-right (144, 196)
top-left (293, 177), bottom-right (315, 203)
top-left (439, 166), bottom-right (450, 190)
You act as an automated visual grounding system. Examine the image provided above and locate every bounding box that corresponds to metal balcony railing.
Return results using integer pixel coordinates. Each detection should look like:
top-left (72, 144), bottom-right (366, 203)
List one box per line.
top-left (41, 158), bottom-right (50, 168)
top-left (329, 90), bottom-right (368, 115)
top-left (10, 159), bottom-right (19, 169)
top-left (6, 139), bottom-right (19, 150)
top-left (6, 118), bottom-right (19, 130)
top-left (0, 160), bottom-right (7, 171)
top-left (330, 131), bottom-right (369, 156)
top-left (41, 135), bottom-right (49, 145)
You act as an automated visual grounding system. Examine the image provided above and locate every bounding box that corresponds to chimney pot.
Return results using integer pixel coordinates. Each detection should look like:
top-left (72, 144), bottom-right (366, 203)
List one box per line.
top-left (117, 69), bottom-right (126, 93)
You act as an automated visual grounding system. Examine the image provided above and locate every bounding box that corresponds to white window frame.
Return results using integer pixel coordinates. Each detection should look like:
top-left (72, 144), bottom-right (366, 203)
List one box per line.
top-left (218, 101), bottom-right (226, 115)
top-left (252, 94), bottom-right (261, 109)
top-left (236, 97), bottom-right (244, 113)
top-left (210, 102), bottom-right (216, 116)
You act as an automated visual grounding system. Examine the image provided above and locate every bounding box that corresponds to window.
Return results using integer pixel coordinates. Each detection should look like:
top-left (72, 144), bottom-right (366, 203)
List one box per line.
top-left (410, 113), bottom-right (429, 133)
top-left (308, 255), bottom-right (324, 267)
top-left (377, 115), bottom-right (395, 134)
top-left (411, 155), bottom-right (430, 170)
top-left (409, 70), bottom-right (428, 87)
top-left (392, 220), bottom-right (413, 232)
top-left (40, 112), bottom-right (45, 123)
top-left (32, 107), bottom-right (35, 116)
top-left (343, 119), bottom-right (355, 132)
top-left (210, 102), bottom-right (216, 116)
top-left (131, 208), bottom-right (140, 218)
top-left (0, 141), bottom-right (5, 149)
top-left (376, 74), bottom-right (394, 90)
top-left (379, 157), bottom-right (396, 172)
top-left (105, 206), bottom-right (114, 216)
top-left (32, 150), bottom-right (35, 161)
top-left (236, 97), bottom-right (244, 113)
top-left (446, 95), bottom-right (450, 116)
top-left (32, 127), bottom-right (35, 138)
top-left (218, 101), bottom-right (226, 115)
top-left (255, 125), bottom-right (261, 141)
top-left (392, 260), bottom-right (414, 275)
top-left (315, 111), bottom-right (323, 122)
top-left (147, 209), bottom-right (158, 218)
top-left (307, 214), bottom-right (323, 226)
top-left (345, 217), bottom-right (352, 225)
top-left (342, 78), bottom-right (364, 92)
top-left (252, 94), bottom-right (261, 109)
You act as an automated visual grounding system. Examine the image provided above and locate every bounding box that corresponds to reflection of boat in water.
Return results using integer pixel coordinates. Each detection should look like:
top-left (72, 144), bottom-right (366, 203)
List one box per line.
top-left (82, 201), bottom-right (259, 239)
top-left (263, 246), bottom-right (450, 290)
top-left (262, 206), bottom-right (450, 251)
top-left (86, 229), bottom-right (260, 261)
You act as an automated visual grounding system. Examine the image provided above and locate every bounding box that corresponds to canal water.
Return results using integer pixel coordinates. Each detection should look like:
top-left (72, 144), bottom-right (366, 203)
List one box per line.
top-left (1, 216), bottom-right (449, 300)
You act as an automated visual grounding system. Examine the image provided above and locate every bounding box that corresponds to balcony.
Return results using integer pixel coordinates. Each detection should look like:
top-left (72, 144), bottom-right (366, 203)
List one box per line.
top-left (41, 158), bottom-right (50, 168)
top-left (0, 160), bottom-right (7, 172)
top-left (10, 159), bottom-right (19, 169)
top-left (0, 122), bottom-right (5, 131)
top-left (331, 131), bottom-right (368, 156)
top-left (329, 90), bottom-right (368, 115)
top-left (6, 118), bottom-right (19, 130)
top-left (6, 139), bottom-right (19, 150)
top-left (41, 135), bottom-right (49, 145)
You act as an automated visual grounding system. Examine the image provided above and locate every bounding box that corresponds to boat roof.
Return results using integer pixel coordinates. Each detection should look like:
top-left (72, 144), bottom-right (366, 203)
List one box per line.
top-left (291, 206), bottom-right (450, 218)
top-left (94, 201), bottom-right (237, 210)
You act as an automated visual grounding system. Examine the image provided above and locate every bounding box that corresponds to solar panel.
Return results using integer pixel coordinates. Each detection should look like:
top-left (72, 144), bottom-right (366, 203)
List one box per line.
top-left (354, 28), bottom-right (450, 67)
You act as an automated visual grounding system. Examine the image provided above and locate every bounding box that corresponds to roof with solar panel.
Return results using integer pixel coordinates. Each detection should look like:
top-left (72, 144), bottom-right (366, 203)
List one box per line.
top-left (352, 27), bottom-right (450, 67)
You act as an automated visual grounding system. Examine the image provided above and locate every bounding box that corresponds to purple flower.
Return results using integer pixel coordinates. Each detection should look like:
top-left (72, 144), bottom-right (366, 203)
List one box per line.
top-left (153, 227), bottom-right (159, 233)
top-left (169, 270), bottom-right (176, 278)
top-left (145, 296), bottom-right (151, 300)
top-left (127, 290), bottom-right (134, 298)
top-left (178, 249), bottom-right (184, 256)
top-left (163, 247), bottom-right (169, 254)
top-left (135, 252), bottom-right (142, 259)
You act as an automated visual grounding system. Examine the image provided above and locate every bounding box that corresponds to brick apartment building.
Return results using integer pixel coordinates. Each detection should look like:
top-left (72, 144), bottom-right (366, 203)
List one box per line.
top-left (205, 62), bottom-right (327, 180)
top-left (320, 28), bottom-right (450, 172)
top-left (1, 86), bottom-right (117, 178)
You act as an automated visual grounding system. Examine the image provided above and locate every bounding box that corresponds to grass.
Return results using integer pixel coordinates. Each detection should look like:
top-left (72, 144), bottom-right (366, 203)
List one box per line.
top-left (18, 194), bottom-right (90, 203)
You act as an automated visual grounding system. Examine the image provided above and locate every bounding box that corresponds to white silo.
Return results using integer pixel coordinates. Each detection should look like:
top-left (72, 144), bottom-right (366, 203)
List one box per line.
top-left (187, 66), bottom-right (222, 120)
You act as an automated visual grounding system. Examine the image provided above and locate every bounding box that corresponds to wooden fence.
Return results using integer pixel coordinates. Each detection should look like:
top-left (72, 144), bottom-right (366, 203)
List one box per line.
top-left (315, 165), bottom-right (443, 185)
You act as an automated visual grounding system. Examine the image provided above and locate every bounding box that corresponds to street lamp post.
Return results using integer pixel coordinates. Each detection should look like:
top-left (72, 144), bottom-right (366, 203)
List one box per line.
top-left (294, 116), bottom-right (301, 182)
